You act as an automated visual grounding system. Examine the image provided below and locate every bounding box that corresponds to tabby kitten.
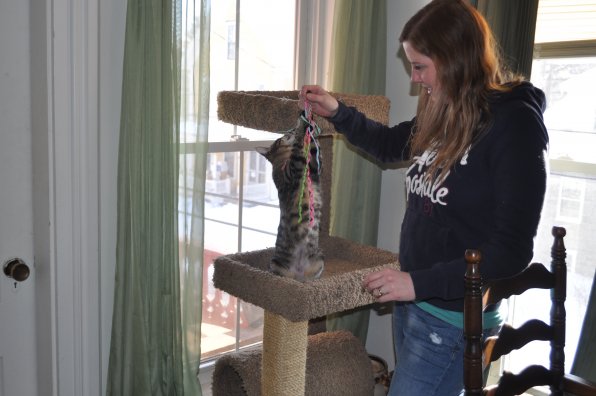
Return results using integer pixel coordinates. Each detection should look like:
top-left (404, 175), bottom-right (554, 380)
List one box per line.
top-left (255, 117), bottom-right (324, 282)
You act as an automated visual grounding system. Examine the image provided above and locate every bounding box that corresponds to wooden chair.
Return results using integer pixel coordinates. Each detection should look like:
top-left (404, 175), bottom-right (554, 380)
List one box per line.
top-left (463, 226), bottom-right (596, 396)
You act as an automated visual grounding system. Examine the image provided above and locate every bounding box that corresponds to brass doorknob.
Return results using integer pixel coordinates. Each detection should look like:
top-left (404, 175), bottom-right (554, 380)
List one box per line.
top-left (3, 258), bottom-right (30, 282)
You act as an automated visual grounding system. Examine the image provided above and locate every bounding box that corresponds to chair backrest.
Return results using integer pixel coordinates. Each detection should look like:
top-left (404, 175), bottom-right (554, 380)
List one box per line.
top-left (463, 226), bottom-right (596, 396)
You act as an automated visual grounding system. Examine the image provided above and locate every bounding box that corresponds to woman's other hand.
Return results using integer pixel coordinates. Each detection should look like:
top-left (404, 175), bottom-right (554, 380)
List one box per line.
top-left (299, 85), bottom-right (340, 118)
top-left (362, 268), bottom-right (416, 303)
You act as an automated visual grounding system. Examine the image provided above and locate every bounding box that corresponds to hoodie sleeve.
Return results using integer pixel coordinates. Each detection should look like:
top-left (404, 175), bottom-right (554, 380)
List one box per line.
top-left (478, 95), bottom-right (549, 281)
top-left (329, 101), bottom-right (414, 163)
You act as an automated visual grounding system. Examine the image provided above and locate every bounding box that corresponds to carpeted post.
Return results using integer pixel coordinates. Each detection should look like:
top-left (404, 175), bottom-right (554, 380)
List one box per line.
top-left (261, 311), bottom-right (309, 396)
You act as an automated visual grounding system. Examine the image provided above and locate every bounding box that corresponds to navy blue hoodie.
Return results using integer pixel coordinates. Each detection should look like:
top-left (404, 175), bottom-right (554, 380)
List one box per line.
top-left (329, 82), bottom-right (548, 312)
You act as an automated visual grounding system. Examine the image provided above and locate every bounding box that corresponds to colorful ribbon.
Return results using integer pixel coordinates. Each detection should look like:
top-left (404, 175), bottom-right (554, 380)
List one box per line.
top-left (296, 100), bottom-right (322, 226)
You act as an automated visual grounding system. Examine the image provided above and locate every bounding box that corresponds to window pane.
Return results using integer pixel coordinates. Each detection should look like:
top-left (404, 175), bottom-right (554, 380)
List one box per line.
top-left (205, 151), bottom-right (240, 227)
top-left (237, 1), bottom-right (296, 90)
top-left (241, 228), bottom-right (277, 251)
top-left (201, 249), bottom-right (238, 360)
top-left (242, 206), bottom-right (279, 237)
top-left (209, 0), bottom-right (296, 143)
top-left (238, 301), bottom-right (264, 349)
top-left (507, 175), bottom-right (596, 376)
top-left (200, 145), bottom-right (285, 361)
top-left (204, 221), bottom-right (238, 256)
top-left (532, 57), bottom-right (596, 164)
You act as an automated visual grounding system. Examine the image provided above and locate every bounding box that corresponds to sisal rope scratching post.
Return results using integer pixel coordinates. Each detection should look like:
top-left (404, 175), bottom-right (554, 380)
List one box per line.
top-left (261, 311), bottom-right (309, 395)
top-left (213, 90), bottom-right (396, 396)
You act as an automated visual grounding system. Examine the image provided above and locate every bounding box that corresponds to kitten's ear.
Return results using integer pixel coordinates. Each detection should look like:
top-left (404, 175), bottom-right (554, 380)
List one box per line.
top-left (255, 146), bottom-right (269, 157)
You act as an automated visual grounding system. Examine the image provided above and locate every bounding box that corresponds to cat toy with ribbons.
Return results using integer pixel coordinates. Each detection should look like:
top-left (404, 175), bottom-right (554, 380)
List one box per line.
top-left (298, 99), bottom-right (322, 226)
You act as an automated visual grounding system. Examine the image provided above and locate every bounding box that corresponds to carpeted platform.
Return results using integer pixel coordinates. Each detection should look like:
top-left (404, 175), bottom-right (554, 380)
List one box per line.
top-left (217, 90), bottom-right (390, 136)
top-left (213, 235), bottom-right (398, 322)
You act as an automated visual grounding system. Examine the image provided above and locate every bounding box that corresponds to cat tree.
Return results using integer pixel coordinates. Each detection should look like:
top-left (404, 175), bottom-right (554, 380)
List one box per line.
top-left (212, 90), bottom-right (399, 396)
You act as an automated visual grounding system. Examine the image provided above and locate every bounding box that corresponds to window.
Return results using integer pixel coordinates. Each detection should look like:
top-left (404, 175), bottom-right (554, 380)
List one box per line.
top-left (501, 1), bottom-right (596, 391)
top-left (555, 177), bottom-right (586, 224)
top-left (179, 0), bottom-right (297, 363)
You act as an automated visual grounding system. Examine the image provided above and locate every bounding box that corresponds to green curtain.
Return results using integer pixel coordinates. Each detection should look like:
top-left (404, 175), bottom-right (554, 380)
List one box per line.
top-left (475, 0), bottom-right (539, 79)
top-left (325, 0), bottom-right (387, 344)
top-left (179, 0), bottom-right (210, 393)
top-left (572, 270), bottom-right (596, 383)
top-left (107, 0), bottom-right (209, 394)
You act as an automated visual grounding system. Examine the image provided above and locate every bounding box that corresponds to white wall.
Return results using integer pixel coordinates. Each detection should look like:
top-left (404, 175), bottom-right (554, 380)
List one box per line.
top-left (365, 0), bottom-right (431, 371)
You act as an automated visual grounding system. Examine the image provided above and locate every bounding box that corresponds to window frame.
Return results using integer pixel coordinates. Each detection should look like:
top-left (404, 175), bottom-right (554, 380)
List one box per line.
top-left (494, 34), bottom-right (596, 396)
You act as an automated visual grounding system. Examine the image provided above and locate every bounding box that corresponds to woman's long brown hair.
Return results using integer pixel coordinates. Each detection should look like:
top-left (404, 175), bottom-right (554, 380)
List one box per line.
top-left (400, 0), bottom-right (524, 182)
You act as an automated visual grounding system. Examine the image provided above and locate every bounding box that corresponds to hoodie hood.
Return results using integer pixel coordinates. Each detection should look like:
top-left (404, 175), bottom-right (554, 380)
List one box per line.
top-left (487, 81), bottom-right (549, 147)
top-left (490, 81), bottom-right (547, 115)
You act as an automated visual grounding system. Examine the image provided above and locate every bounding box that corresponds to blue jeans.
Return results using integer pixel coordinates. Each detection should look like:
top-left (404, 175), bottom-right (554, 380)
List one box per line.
top-left (388, 303), bottom-right (498, 396)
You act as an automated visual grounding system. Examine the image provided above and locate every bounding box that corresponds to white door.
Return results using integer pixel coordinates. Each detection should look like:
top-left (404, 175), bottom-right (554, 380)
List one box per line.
top-left (0, 2), bottom-right (38, 395)
top-left (1, 0), bottom-right (124, 394)
top-left (0, 258), bottom-right (37, 396)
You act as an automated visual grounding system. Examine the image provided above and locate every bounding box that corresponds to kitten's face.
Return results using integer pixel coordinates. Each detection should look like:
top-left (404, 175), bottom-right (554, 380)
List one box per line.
top-left (255, 133), bottom-right (299, 189)
top-left (255, 132), bottom-right (297, 166)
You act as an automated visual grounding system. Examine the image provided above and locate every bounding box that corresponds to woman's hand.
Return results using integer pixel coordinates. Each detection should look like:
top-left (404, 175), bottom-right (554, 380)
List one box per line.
top-left (362, 268), bottom-right (416, 303)
top-left (299, 85), bottom-right (340, 118)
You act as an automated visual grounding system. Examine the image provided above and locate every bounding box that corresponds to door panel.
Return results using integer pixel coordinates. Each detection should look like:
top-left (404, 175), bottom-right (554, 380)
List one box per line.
top-left (0, 267), bottom-right (37, 396)
top-left (0, 1), bottom-right (39, 395)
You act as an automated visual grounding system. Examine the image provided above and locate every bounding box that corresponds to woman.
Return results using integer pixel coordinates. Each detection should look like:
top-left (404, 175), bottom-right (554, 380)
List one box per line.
top-left (299, 0), bottom-right (548, 394)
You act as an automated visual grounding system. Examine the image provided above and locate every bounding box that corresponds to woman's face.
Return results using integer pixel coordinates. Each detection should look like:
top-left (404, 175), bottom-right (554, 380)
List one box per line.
top-left (403, 41), bottom-right (438, 97)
